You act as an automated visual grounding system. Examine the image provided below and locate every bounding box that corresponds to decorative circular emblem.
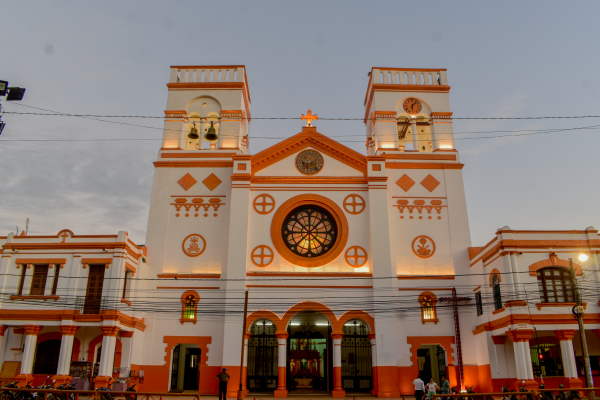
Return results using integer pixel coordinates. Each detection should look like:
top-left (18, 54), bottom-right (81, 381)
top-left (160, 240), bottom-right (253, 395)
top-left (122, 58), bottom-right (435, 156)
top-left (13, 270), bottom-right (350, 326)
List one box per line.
top-left (345, 246), bottom-right (368, 268)
top-left (295, 150), bottom-right (324, 175)
top-left (182, 234), bottom-right (206, 257)
top-left (253, 194), bottom-right (276, 215)
top-left (343, 194), bottom-right (366, 215)
top-left (282, 206), bottom-right (337, 257)
top-left (412, 235), bottom-right (435, 259)
top-left (251, 245), bottom-right (274, 267)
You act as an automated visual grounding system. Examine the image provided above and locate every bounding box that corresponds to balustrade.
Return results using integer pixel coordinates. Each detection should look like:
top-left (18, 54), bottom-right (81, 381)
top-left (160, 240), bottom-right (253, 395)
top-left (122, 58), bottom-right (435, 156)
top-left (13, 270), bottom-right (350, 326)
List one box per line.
top-left (169, 66), bottom-right (246, 84)
top-left (371, 68), bottom-right (448, 86)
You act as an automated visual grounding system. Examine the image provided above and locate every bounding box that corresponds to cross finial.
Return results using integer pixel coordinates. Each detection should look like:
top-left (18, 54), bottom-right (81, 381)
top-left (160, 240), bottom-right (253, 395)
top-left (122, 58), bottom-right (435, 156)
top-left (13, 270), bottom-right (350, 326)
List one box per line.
top-left (60, 232), bottom-right (69, 243)
top-left (301, 109), bottom-right (318, 127)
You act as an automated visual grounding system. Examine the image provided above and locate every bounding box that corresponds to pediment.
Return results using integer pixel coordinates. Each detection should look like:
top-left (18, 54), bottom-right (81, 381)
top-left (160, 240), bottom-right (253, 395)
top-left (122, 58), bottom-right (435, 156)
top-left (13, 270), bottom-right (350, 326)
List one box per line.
top-left (251, 127), bottom-right (367, 176)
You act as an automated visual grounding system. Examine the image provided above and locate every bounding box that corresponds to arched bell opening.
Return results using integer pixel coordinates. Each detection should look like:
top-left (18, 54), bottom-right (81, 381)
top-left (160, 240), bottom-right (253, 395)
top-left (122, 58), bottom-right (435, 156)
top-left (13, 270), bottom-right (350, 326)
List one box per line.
top-left (287, 311), bottom-right (332, 393)
top-left (341, 319), bottom-right (373, 392)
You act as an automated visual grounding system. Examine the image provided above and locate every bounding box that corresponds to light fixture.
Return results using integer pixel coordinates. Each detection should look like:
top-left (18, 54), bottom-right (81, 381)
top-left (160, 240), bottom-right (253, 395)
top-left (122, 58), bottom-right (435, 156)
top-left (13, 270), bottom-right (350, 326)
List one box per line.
top-left (578, 254), bottom-right (588, 262)
top-left (439, 144), bottom-right (453, 149)
top-left (315, 323), bottom-right (329, 326)
top-left (0, 122), bottom-right (5, 136)
top-left (290, 322), bottom-right (300, 326)
top-left (6, 87), bottom-right (26, 101)
top-left (0, 81), bottom-right (8, 96)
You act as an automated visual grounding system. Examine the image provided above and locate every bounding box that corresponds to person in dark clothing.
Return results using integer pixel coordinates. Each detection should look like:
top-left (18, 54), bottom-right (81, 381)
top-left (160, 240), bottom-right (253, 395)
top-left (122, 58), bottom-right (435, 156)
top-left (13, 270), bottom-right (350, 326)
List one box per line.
top-left (215, 368), bottom-right (230, 400)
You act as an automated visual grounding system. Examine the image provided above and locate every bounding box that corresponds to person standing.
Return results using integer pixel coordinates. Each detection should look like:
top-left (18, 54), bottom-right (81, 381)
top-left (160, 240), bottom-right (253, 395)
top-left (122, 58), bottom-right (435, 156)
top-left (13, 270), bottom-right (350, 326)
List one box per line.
top-left (413, 375), bottom-right (425, 400)
top-left (426, 378), bottom-right (440, 400)
top-left (441, 376), bottom-right (450, 400)
top-left (215, 368), bottom-right (230, 400)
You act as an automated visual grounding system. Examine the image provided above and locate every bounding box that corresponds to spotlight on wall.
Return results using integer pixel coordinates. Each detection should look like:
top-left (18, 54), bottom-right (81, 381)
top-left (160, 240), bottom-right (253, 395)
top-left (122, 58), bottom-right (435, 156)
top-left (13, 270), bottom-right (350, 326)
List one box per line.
top-left (578, 253), bottom-right (588, 262)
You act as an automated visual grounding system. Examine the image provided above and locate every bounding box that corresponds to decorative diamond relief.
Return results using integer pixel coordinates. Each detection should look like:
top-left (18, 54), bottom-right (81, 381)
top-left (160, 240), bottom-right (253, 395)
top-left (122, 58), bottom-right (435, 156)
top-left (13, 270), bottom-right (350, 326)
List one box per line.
top-left (396, 174), bottom-right (415, 192)
top-left (177, 173), bottom-right (197, 191)
top-left (420, 174), bottom-right (440, 192)
top-left (202, 173), bottom-right (222, 191)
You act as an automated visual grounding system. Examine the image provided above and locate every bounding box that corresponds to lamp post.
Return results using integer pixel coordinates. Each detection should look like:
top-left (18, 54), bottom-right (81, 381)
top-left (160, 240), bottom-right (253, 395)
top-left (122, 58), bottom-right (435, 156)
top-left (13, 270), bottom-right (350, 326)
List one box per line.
top-left (569, 254), bottom-right (594, 400)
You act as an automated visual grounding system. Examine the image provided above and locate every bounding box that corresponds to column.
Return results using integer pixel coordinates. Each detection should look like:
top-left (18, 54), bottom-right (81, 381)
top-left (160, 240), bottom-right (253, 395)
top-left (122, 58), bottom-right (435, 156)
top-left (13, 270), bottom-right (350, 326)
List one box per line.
top-left (554, 330), bottom-right (582, 388)
top-left (503, 253), bottom-right (517, 302)
top-left (410, 117), bottom-right (419, 151)
top-left (242, 333), bottom-right (250, 396)
top-left (510, 252), bottom-right (522, 300)
top-left (54, 325), bottom-right (79, 383)
top-left (199, 119), bottom-right (206, 150)
top-left (119, 331), bottom-right (134, 379)
top-left (95, 326), bottom-right (120, 387)
top-left (506, 329), bottom-right (536, 390)
top-left (368, 333), bottom-right (378, 396)
top-left (0, 326), bottom-right (7, 371)
top-left (17, 325), bottom-right (42, 384)
top-left (274, 332), bottom-right (288, 398)
top-left (430, 121), bottom-right (438, 151)
top-left (331, 332), bottom-right (345, 398)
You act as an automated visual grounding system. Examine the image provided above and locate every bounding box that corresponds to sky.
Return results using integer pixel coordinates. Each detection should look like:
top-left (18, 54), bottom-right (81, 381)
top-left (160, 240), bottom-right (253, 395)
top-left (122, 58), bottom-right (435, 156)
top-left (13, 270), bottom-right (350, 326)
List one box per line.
top-left (1, 1), bottom-right (599, 246)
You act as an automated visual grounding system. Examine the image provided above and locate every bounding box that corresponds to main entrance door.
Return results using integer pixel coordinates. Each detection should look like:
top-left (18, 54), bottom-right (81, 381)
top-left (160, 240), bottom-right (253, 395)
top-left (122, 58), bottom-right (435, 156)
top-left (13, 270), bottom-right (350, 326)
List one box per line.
top-left (341, 320), bottom-right (372, 392)
top-left (247, 320), bottom-right (278, 392)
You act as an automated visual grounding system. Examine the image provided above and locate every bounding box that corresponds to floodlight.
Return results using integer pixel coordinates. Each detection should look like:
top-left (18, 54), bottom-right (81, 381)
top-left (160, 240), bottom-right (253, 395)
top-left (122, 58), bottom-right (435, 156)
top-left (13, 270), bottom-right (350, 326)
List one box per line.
top-left (0, 122), bottom-right (5, 136)
top-left (0, 81), bottom-right (7, 96)
top-left (578, 253), bottom-right (588, 262)
top-left (6, 87), bottom-right (25, 101)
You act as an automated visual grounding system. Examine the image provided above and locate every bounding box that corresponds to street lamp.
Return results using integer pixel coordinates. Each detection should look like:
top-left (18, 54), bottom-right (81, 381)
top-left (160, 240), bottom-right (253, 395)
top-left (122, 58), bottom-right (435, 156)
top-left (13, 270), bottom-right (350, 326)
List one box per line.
top-left (578, 253), bottom-right (588, 262)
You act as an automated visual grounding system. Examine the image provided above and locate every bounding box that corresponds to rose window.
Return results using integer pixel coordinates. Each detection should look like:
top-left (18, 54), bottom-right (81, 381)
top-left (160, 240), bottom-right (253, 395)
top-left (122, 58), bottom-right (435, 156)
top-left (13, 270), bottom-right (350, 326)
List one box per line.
top-left (282, 206), bottom-right (337, 257)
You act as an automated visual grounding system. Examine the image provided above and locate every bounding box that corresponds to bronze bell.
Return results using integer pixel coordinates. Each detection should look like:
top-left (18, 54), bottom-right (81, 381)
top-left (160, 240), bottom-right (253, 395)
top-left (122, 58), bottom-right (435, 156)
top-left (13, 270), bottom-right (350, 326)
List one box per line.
top-left (187, 123), bottom-right (199, 139)
top-left (204, 121), bottom-right (218, 141)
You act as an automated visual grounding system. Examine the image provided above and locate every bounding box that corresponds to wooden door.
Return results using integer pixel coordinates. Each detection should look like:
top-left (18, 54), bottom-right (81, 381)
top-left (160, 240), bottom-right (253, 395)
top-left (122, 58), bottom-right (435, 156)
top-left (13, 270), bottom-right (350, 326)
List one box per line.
top-left (84, 265), bottom-right (105, 314)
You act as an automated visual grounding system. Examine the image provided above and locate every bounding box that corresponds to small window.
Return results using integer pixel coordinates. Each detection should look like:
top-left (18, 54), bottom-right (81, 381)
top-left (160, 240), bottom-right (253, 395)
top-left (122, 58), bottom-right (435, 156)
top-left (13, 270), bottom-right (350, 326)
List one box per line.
top-left (475, 292), bottom-right (483, 316)
top-left (122, 271), bottom-right (132, 300)
top-left (30, 265), bottom-right (49, 295)
top-left (17, 265), bottom-right (27, 295)
top-left (419, 291), bottom-right (438, 323)
top-left (181, 291), bottom-right (200, 323)
top-left (492, 274), bottom-right (502, 310)
top-left (537, 267), bottom-right (575, 303)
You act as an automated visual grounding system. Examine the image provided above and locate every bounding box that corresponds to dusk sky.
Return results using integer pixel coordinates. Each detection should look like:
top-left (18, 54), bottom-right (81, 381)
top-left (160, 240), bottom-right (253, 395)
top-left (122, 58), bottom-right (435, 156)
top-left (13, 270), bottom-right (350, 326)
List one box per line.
top-left (1, 1), bottom-right (599, 245)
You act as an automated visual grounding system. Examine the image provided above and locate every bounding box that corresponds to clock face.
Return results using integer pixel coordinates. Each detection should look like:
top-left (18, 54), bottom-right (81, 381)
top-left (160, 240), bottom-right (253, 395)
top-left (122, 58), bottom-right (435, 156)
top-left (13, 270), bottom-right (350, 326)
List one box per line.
top-left (403, 98), bottom-right (422, 115)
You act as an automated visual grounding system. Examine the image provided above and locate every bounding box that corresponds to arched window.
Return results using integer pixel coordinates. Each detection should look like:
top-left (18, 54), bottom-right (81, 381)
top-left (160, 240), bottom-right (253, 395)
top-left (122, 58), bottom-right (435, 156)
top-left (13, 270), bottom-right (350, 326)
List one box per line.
top-left (419, 292), bottom-right (438, 324)
top-left (492, 274), bottom-right (502, 310)
top-left (537, 267), bottom-right (575, 303)
top-left (33, 339), bottom-right (61, 374)
top-left (181, 291), bottom-right (200, 324)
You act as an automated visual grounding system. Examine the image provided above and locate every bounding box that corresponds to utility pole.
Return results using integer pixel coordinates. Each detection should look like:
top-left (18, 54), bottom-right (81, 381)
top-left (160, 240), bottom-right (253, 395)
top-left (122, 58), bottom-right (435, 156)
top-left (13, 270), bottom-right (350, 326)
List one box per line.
top-left (237, 290), bottom-right (249, 400)
top-left (439, 288), bottom-right (471, 391)
top-left (569, 258), bottom-right (594, 400)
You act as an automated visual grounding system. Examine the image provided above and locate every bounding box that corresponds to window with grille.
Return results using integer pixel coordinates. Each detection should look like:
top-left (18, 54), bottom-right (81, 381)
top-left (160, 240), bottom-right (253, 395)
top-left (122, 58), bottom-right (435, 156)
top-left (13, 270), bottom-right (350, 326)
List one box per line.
top-left (30, 265), bottom-right (49, 295)
top-left (475, 292), bottom-right (483, 316)
top-left (422, 296), bottom-right (434, 320)
top-left (537, 267), bottom-right (575, 303)
top-left (184, 295), bottom-right (196, 320)
top-left (492, 274), bottom-right (502, 310)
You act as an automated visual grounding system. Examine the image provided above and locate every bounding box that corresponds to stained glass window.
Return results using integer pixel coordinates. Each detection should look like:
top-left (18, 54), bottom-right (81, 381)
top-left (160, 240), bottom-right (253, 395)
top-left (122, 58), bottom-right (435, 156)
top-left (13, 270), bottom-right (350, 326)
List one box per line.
top-left (282, 206), bottom-right (337, 257)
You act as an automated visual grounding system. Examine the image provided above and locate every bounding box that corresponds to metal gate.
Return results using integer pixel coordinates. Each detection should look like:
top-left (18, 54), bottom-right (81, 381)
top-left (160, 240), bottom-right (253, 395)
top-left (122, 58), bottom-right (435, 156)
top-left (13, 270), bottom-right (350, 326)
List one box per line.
top-left (247, 320), bottom-right (278, 392)
top-left (341, 320), bottom-right (372, 392)
top-left (436, 345), bottom-right (447, 382)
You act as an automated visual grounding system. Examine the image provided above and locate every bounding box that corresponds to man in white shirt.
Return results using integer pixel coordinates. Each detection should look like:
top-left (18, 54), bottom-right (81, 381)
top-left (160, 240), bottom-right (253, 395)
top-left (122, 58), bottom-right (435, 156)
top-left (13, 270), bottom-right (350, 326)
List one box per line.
top-left (413, 375), bottom-right (425, 400)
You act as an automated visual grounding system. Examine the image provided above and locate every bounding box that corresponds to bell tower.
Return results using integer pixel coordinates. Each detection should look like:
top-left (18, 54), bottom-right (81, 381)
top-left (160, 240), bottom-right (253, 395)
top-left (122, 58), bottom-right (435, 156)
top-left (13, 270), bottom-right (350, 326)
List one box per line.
top-left (364, 68), bottom-right (454, 155)
top-left (162, 65), bottom-right (250, 152)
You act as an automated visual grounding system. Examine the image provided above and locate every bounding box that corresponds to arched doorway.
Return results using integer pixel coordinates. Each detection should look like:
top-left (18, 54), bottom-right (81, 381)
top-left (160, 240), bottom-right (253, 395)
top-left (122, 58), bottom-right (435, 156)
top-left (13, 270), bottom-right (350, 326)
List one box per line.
top-left (287, 311), bottom-right (331, 393)
top-left (341, 320), bottom-right (372, 392)
top-left (33, 339), bottom-right (61, 375)
top-left (247, 319), bottom-right (279, 392)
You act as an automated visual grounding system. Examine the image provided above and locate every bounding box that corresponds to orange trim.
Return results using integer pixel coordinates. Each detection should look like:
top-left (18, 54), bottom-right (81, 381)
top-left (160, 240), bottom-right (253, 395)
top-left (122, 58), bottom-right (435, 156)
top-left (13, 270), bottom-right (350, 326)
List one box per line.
top-left (153, 161), bottom-right (233, 168)
top-left (407, 335), bottom-right (455, 373)
top-left (383, 154), bottom-right (457, 161)
top-left (385, 162), bottom-right (464, 169)
top-left (14, 258), bottom-right (67, 265)
top-left (23, 325), bottom-right (42, 336)
top-left (157, 273), bottom-right (220, 279)
top-left (100, 326), bottom-right (120, 337)
top-left (270, 194), bottom-right (349, 268)
top-left (505, 300), bottom-right (527, 308)
top-left (10, 295), bottom-right (60, 301)
top-left (246, 272), bottom-right (372, 277)
top-left (0, 309), bottom-right (146, 331)
top-left (81, 258), bottom-right (112, 264)
top-left (491, 335), bottom-right (506, 345)
top-left (125, 262), bottom-right (136, 275)
top-left (473, 313), bottom-right (600, 335)
top-left (473, 286), bottom-right (481, 292)
top-left (505, 329), bottom-right (534, 342)
top-left (251, 127), bottom-right (367, 175)
top-left (468, 247), bottom-right (485, 260)
top-left (246, 285), bottom-right (373, 289)
top-left (59, 325), bottom-right (79, 336)
top-left (237, 163), bottom-right (247, 171)
top-left (250, 176), bottom-right (367, 184)
top-left (397, 275), bottom-right (454, 280)
top-left (157, 286), bottom-right (219, 289)
top-left (0, 326), bottom-right (7, 336)
top-left (492, 307), bottom-right (505, 315)
top-left (554, 329), bottom-right (577, 341)
top-left (160, 152), bottom-right (237, 158)
top-left (536, 302), bottom-right (586, 310)
top-left (489, 269), bottom-right (501, 287)
top-left (120, 330), bottom-right (134, 338)
top-left (121, 298), bottom-right (132, 306)
top-left (398, 288), bottom-right (453, 291)
top-left (528, 258), bottom-right (583, 276)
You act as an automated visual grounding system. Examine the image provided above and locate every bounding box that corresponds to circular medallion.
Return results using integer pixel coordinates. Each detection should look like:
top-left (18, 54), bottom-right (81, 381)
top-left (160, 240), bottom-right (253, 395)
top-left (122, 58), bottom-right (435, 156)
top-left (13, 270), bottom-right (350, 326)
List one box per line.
top-left (343, 194), bottom-right (366, 215)
top-left (403, 98), bottom-right (422, 115)
top-left (295, 150), bottom-right (324, 175)
top-left (345, 246), bottom-right (368, 267)
top-left (253, 194), bottom-right (276, 215)
top-left (282, 206), bottom-right (337, 257)
top-left (251, 245), bottom-right (274, 267)
top-left (412, 235), bottom-right (435, 259)
top-left (182, 234), bottom-right (206, 257)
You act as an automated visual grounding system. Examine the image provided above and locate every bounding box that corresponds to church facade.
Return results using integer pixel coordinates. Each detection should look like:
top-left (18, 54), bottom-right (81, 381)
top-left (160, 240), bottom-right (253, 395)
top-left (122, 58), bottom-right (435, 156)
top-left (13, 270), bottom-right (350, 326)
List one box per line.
top-left (0, 65), bottom-right (599, 398)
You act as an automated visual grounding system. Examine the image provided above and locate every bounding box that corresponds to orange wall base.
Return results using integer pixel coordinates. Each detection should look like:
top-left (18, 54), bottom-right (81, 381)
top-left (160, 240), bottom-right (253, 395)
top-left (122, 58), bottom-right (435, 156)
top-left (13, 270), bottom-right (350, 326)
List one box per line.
top-left (375, 366), bottom-right (400, 398)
